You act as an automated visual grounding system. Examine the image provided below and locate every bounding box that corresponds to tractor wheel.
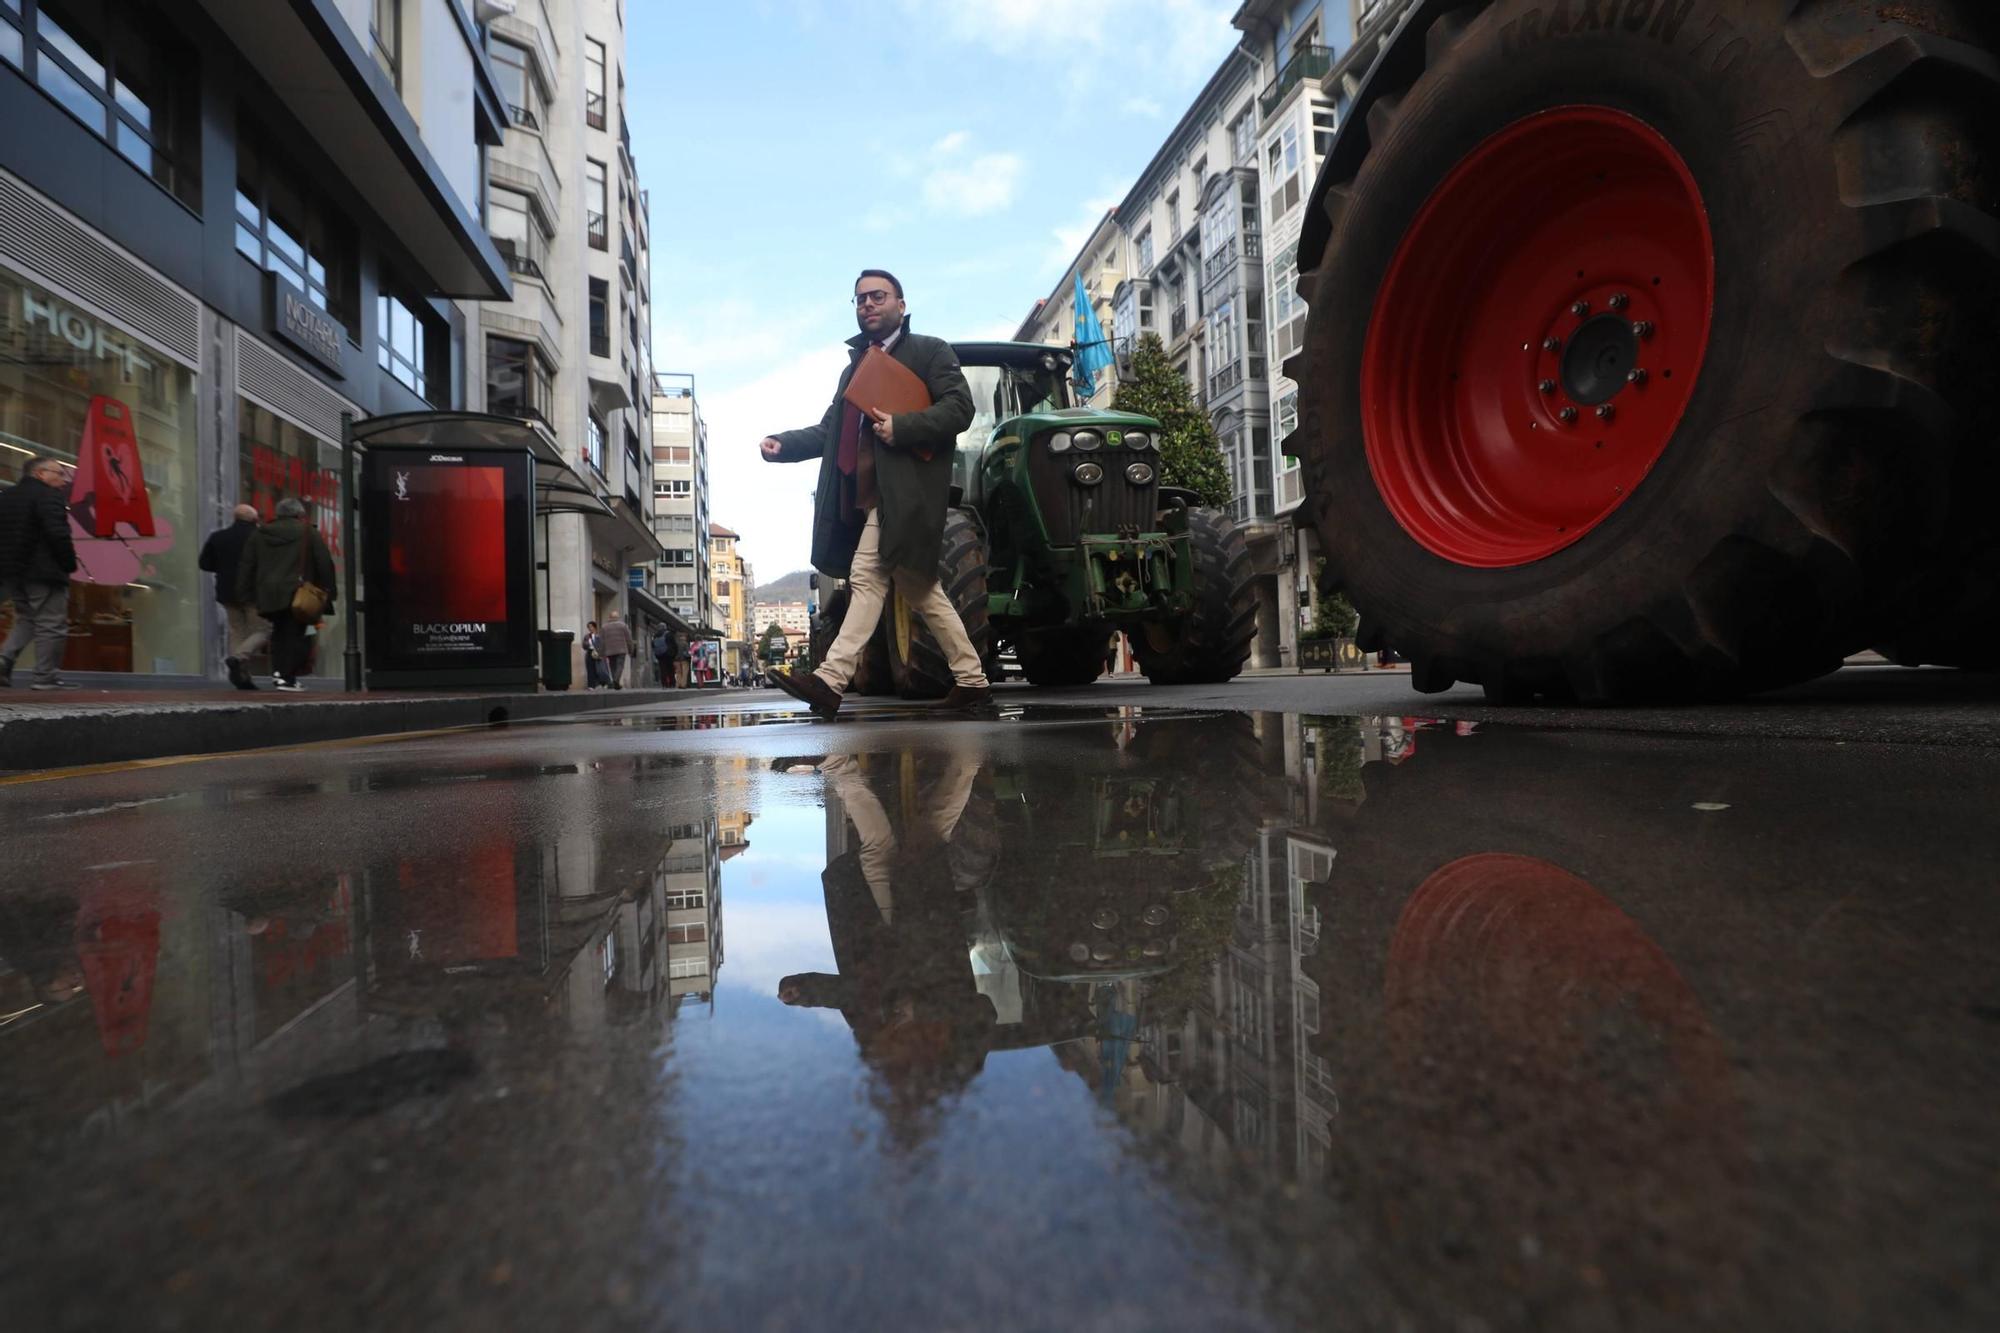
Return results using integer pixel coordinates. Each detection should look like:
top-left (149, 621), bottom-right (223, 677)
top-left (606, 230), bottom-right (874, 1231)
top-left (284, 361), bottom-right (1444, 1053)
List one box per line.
top-left (1132, 507), bottom-right (1255, 685)
top-left (881, 508), bottom-right (991, 700)
top-left (808, 584), bottom-right (891, 697)
top-left (1292, 1), bottom-right (2000, 702)
top-left (1014, 625), bottom-right (1112, 687)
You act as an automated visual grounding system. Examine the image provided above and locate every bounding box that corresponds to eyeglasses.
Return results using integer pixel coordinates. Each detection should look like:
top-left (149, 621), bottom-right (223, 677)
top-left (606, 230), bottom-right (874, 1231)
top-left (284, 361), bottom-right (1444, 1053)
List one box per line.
top-left (852, 290), bottom-right (898, 308)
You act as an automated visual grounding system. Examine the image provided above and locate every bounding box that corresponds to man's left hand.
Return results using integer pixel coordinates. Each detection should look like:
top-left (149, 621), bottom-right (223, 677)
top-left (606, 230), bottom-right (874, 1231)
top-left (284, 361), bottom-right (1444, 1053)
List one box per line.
top-left (869, 408), bottom-right (894, 445)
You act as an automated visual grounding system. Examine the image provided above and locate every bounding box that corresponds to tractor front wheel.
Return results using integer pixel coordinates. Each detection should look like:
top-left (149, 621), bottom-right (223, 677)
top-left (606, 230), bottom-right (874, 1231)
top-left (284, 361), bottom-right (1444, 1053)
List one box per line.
top-left (1014, 625), bottom-right (1113, 687)
top-left (1132, 507), bottom-right (1256, 686)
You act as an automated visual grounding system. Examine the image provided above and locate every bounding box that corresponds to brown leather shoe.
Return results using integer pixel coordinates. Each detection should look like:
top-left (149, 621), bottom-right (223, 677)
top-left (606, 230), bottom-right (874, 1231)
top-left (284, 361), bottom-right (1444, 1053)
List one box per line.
top-left (940, 683), bottom-right (993, 711)
top-left (771, 667), bottom-right (843, 718)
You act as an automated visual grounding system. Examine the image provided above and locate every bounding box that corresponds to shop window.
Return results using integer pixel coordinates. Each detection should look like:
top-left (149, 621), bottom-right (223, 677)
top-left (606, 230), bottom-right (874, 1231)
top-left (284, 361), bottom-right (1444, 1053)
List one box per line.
top-left (0, 266), bottom-right (200, 674)
top-left (236, 122), bottom-right (359, 336)
top-left (486, 335), bottom-right (552, 424)
top-left (377, 288), bottom-right (437, 402)
top-left (238, 398), bottom-right (345, 665)
top-left (14, 0), bottom-right (200, 207)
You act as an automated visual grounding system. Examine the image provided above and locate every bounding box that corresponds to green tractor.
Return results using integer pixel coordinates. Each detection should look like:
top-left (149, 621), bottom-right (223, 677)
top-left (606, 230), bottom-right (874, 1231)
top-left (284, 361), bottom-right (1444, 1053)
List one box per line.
top-left (811, 342), bottom-right (1257, 697)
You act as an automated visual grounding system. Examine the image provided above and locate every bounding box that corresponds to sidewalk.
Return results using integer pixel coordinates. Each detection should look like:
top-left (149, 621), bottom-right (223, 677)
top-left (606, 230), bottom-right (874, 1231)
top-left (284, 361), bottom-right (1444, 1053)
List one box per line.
top-left (0, 685), bottom-right (712, 773)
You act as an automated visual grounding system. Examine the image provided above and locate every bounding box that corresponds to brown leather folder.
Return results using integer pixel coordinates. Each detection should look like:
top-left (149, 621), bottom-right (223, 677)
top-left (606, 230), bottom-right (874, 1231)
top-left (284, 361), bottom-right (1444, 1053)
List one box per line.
top-left (843, 345), bottom-right (932, 421)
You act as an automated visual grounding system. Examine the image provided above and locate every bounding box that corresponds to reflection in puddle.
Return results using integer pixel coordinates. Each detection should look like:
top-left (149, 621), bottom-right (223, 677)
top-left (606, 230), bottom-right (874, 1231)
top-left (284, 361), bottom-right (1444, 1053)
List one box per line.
top-left (1, 710), bottom-right (1994, 1328)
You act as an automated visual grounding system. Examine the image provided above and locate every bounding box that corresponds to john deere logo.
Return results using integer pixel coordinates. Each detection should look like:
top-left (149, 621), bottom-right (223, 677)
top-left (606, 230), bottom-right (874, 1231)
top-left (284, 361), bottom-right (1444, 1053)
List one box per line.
top-left (1107, 431), bottom-right (1123, 447)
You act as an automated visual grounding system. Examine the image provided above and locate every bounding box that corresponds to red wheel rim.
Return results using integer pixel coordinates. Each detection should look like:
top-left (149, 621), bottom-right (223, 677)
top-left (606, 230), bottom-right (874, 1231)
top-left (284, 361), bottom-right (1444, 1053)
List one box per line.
top-left (1362, 107), bottom-right (1714, 567)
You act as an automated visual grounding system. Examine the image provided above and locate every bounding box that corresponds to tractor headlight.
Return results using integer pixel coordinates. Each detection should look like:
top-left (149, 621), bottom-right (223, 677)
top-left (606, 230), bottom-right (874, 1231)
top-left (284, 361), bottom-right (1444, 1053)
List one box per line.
top-left (1074, 461), bottom-right (1105, 485)
top-left (1124, 432), bottom-right (1151, 451)
top-left (1125, 462), bottom-right (1155, 485)
top-left (1047, 431), bottom-right (1073, 454)
top-left (1040, 352), bottom-right (1060, 371)
top-left (1071, 430), bottom-right (1103, 451)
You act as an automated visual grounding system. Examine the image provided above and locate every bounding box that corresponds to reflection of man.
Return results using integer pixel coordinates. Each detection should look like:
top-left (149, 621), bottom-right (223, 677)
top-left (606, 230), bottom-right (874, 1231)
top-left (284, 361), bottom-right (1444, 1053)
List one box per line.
top-left (760, 270), bottom-right (989, 718)
top-left (780, 749), bottom-right (993, 1138)
top-left (0, 454), bottom-right (80, 691)
top-left (199, 504), bottom-right (268, 690)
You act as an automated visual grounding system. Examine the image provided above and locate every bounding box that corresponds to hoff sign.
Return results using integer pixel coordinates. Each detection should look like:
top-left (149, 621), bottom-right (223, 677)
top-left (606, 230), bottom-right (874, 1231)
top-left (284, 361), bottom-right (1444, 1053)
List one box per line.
top-left (271, 273), bottom-right (344, 376)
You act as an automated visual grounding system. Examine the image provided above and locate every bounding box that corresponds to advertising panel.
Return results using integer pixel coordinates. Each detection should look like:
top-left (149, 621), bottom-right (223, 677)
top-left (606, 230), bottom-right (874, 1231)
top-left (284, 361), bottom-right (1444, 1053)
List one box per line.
top-left (361, 445), bottom-right (536, 684)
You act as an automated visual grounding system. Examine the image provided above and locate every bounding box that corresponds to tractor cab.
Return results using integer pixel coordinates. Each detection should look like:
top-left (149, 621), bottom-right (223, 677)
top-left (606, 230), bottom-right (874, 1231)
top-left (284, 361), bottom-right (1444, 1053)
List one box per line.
top-left (949, 342), bottom-right (1077, 507)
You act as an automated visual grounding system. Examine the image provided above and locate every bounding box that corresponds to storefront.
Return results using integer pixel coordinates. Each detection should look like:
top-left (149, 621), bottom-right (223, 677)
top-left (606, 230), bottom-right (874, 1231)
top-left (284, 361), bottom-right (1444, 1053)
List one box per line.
top-left (0, 265), bottom-right (202, 676)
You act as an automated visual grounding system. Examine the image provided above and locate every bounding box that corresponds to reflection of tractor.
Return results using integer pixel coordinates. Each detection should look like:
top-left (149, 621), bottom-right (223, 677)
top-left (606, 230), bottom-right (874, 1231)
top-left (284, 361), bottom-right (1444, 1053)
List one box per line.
top-left (1291, 2), bottom-right (2000, 700)
top-left (809, 342), bottom-right (1256, 697)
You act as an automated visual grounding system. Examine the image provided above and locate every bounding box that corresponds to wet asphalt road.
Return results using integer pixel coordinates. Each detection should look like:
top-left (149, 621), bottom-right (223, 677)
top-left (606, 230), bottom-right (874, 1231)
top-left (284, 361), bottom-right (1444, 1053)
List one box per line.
top-left (1, 681), bottom-right (1997, 1331)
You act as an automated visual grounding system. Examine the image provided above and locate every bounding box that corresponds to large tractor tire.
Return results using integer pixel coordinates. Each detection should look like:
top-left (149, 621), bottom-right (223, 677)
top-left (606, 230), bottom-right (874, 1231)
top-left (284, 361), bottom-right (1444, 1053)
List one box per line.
top-left (881, 508), bottom-right (992, 699)
top-left (1292, 0), bottom-right (2000, 702)
top-left (1132, 507), bottom-right (1256, 685)
top-left (807, 584), bottom-right (891, 697)
top-left (1014, 625), bottom-right (1112, 687)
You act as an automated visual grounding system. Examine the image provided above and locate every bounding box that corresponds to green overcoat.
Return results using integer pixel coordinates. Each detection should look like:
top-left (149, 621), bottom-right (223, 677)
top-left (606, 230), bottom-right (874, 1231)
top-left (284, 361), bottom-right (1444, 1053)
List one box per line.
top-left (769, 321), bottom-right (974, 581)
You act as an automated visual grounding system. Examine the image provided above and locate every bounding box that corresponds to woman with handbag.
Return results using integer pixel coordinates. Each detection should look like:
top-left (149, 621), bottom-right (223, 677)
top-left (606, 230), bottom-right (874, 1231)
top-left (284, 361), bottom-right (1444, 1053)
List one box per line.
top-left (235, 498), bottom-right (336, 692)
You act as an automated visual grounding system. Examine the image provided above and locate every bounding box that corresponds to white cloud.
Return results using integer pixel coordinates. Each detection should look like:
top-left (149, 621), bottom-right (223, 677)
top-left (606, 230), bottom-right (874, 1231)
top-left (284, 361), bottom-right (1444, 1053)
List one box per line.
top-left (907, 132), bottom-right (1024, 218)
top-left (1120, 96), bottom-right (1165, 118)
top-left (1046, 195), bottom-right (1119, 275)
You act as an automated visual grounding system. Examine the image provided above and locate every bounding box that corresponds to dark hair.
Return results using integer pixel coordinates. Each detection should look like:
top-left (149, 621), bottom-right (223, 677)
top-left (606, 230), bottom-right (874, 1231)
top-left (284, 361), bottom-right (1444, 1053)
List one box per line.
top-left (855, 269), bottom-right (903, 299)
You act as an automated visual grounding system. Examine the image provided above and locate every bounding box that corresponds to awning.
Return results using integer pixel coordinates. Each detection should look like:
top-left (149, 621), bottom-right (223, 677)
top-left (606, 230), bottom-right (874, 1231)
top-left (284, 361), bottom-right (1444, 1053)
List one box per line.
top-left (348, 411), bottom-right (611, 519)
top-left (626, 584), bottom-right (698, 637)
top-left (588, 496), bottom-right (665, 564)
top-left (193, 0), bottom-right (510, 299)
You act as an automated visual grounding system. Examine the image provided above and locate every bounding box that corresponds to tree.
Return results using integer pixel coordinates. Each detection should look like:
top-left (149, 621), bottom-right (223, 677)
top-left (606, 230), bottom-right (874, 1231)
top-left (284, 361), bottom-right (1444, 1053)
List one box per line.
top-left (1309, 561), bottom-right (1359, 638)
top-left (757, 621), bottom-right (787, 664)
top-left (1111, 332), bottom-right (1231, 508)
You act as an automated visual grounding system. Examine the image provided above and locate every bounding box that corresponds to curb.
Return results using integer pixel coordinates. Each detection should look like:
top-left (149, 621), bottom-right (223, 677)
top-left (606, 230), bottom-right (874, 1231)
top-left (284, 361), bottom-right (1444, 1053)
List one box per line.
top-left (0, 688), bottom-right (707, 773)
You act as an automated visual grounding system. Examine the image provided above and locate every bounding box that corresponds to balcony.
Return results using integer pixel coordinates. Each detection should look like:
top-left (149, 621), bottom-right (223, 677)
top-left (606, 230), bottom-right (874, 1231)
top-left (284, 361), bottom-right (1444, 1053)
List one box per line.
top-left (1208, 361), bottom-right (1243, 400)
top-left (494, 227), bottom-right (548, 282)
top-left (1260, 45), bottom-right (1333, 120)
top-left (586, 90), bottom-right (606, 131)
top-left (587, 210), bottom-right (608, 250)
top-left (1170, 305), bottom-right (1188, 340)
top-left (507, 102), bottom-right (540, 132)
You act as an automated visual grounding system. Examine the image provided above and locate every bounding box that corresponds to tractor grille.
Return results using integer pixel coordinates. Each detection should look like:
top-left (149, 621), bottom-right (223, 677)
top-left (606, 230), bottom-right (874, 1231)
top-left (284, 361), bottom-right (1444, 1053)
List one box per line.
top-left (1030, 446), bottom-right (1159, 545)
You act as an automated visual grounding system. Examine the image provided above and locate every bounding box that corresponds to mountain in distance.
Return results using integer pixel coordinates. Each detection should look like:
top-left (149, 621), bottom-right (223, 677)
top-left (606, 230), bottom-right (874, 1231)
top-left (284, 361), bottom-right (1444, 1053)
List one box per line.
top-left (751, 569), bottom-right (814, 605)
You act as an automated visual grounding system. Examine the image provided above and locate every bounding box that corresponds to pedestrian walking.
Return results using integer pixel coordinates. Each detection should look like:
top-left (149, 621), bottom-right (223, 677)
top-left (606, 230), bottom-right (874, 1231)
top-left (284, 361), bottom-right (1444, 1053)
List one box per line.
top-left (0, 454), bottom-right (80, 691)
top-left (760, 269), bottom-right (986, 718)
top-left (653, 624), bottom-right (680, 688)
top-left (582, 621), bottom-right (604, 688)
top-left (598, 611), bottom-right (633, 689)
top-left (199, 503), bottom-right (268, 690)
top-left (234, 498), bottom-right (335, 692)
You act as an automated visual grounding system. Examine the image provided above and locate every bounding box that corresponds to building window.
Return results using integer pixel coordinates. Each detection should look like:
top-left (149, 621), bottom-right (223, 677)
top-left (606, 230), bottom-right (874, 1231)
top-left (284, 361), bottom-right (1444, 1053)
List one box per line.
top-left (370, 0), bottom-right (399, 90)
top-left (1231, 108), bottom-right (1255, 164)
top-left (488, 36), bottom-right (541, 131)
top-left (1312, 103), bottom-right (1338, 160)
top-left (660, 479), bottom-right (691, 499)
top-left (1271, 243), bottom-right (1307, 362)
top-left (1267, 123), bottom-right (1302, 217)
top-left (583, 37), bottom-right (606, 129)
top-left (1166, 190), bottom-right (1180, 243)
top-left (1136, 226), bottom-right (1153, 271)
top-left (1276, 389), bottom-right (1299, 451)
top-left (486, 335), bottom-right (553, 423)
top-left (586, 158), bottom-right (609, 250)
top-left (588, 277), bottom-right (610, 357)
top-left (488, 187), bottom-right (544, 281)
top-left (661, 546), bottom-right (694, 566)
top-left (377, 289), bottom-right (433, 400)
top-left (18, 0), bottom-right (200, 207)
top-left (237, 123), bottom-right (358, 334)
top-left (584, 411), bottom-right (606, 475)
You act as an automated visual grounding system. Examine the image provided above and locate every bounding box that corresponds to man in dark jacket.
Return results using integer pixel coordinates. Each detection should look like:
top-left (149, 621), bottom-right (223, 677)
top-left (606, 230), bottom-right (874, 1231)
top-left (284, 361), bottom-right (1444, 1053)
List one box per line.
top-left (235, 498), bottom-right (336, 692)
top-left (760, 270), bottom-right (987, 718)
top-left (0, 454), bottom-right (80, 690)
top-left (198, 503), bottom-right (267, 690)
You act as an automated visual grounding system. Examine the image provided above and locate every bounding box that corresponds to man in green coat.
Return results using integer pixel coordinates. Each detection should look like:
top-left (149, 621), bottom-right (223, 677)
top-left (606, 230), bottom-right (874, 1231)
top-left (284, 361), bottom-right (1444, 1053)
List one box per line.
top-left (760, 270), bottom-right (987, 717)
top-left (235, 498), bottom-right (336, 692)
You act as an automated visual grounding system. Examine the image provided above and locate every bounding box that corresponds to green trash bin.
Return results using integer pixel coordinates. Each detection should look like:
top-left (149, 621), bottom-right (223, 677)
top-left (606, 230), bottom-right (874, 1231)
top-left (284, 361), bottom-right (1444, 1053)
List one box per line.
top-left (539, 630), bottom-right (575, 692)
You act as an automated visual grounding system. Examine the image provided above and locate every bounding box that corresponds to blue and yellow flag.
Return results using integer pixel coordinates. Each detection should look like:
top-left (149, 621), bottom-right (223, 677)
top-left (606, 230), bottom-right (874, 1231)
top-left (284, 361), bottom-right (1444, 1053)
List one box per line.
top-left (1072, 273), bottom-right (1115, 399)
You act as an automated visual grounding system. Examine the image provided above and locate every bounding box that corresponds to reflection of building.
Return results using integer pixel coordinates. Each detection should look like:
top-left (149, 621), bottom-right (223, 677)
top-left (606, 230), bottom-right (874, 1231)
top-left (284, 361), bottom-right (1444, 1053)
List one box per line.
top-left (658, 818), bottom-right (723, 1006)
top-left (1, 0), bottom-right (507, 682)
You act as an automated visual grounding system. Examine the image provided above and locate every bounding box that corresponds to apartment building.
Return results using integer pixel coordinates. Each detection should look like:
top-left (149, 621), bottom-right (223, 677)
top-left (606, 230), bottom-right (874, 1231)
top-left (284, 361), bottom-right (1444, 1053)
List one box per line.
top-left (1013, 209), bottom-right (1125, 408)
top-left (0, 0), bottom-right (508, 684)
top-left (708, 523), bottom-right (750, 677)
top-left (650, 371), bottom-right (710, 629)
top-left (471, 0), bottom-right (663, 669)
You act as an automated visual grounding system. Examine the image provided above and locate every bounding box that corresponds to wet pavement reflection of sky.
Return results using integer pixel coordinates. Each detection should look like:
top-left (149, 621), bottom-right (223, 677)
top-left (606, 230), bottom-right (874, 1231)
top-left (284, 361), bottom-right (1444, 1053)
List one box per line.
top-left (1, 704), bottom-right (1996, 1330)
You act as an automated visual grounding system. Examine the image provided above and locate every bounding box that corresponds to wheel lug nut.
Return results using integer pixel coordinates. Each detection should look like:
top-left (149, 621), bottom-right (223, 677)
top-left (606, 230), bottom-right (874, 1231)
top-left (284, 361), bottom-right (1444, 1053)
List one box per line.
top-left (1539, 379), bottom-right (1557, 394)
top-left (1596, 404), bottom-right (1615, 421)
top-left (1571, 301), bottom-right (1591, 317)
top-left (1609, 293), bottom-right (1630, 310)
top-left (1542, 337), bottom-right (1561, 353)
top-left (1627, 368), bottom-right (1648, 386)
top-left (1633, 320), bottom-right (1654, 338)
top-left (1559, 406), bottom-right (1579, 424)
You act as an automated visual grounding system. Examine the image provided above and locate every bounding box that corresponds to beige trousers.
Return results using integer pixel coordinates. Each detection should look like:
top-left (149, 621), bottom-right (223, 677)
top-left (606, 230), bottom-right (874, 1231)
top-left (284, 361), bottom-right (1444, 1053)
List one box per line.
top-left (816, 510), bottom-right (987, 692)
top-left (225, 602), bottom-right (270, 659)
top-left (822, 751), bottom-right (981, 923)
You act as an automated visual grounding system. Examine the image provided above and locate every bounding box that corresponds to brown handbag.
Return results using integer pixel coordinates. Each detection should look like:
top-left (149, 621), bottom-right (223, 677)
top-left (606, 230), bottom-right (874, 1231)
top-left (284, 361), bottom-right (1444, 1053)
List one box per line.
top-left (291, 531), bottom-right (329, 624)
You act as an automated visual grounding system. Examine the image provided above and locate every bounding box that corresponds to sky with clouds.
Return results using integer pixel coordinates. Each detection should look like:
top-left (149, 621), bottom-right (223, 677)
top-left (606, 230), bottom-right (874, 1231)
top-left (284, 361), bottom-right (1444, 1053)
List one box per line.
top-left (629, 0), bottom-right (1243, 586)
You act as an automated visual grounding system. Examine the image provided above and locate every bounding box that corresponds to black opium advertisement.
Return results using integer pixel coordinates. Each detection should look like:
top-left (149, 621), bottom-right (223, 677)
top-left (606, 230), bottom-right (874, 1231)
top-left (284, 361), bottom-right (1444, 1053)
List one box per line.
top-left (363, 448), bottom-right (534, 673)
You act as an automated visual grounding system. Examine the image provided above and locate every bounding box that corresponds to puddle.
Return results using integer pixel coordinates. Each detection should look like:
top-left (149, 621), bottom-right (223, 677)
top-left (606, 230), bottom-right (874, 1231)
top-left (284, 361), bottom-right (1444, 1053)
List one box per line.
top-left (1, 710), bottom-right (1994, 1329)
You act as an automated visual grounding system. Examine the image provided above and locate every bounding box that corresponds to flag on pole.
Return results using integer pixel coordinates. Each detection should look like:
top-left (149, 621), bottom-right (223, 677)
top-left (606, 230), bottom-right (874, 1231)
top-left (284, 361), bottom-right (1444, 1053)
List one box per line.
top-left (1072, 273), bottom-right (1115, 400)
